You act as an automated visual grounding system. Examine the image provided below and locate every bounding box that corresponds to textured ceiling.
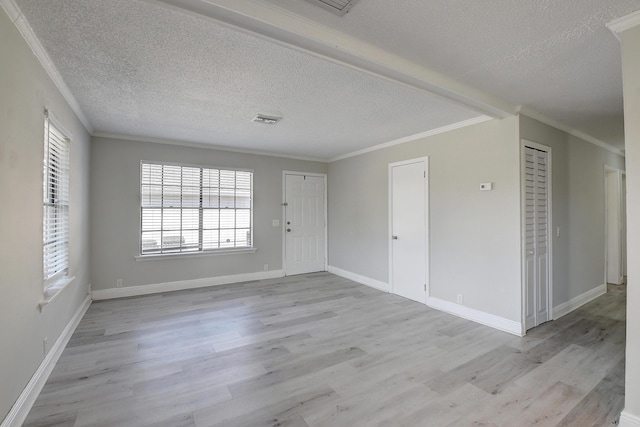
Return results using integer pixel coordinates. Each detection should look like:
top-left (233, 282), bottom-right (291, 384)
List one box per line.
top-left (265, 0), bottom-right (640, 149)
top-left (9, 0), bottom-right (640, 159)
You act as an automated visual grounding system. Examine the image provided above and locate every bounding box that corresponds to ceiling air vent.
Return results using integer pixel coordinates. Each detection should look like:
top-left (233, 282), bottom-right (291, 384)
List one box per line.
top-left (252, 114), bottom-right (282, 125)
top-left (305, 0), bottom-right (360, 16)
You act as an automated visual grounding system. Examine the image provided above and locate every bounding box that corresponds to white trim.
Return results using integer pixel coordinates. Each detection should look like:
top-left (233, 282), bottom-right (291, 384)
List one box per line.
top-left (426, 296), bottom-right (523, 336)
top-left (135, 247), bottom-right (257, 261)
top-left (282, 171), bottom-right (328, 276)
top-left (519, 109), bottom-right (625, 157)
top-left (327, 266), bottom-right (522, 336)
top-left (1, 295), bottom-right (91, 427)
top-left (91, 270), bottom-right (284, 300)
top-left (552, 284), bottom-right (607, 320)
top-left (0, 0), bottom-right (93, 133)
top-left (330, 116), bottom-right (492, 162)
top-left (520, 139), bottom-right (554, 331)
top-left (619, 411), bottom-right (640, 427)
top-left (44, 109), bottom-right (73, 141)
top-left (607, 10), bottom-right (640, 40)
top-left (40, 275), bottom-right (75, 311)
top-left (93, 132), bottom-right (326, 163)
top-left (388, 157), bottom-right (429, 303)
top-left (327, 265), bottom-right (389, 293)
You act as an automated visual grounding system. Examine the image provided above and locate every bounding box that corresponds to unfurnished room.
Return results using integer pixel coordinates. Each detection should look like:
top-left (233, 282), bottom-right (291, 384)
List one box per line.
top-left (1, 1), bottom-right (640, 426)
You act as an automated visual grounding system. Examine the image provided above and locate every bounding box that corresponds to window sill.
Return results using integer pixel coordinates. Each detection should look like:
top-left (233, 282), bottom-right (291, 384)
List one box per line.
top-left (135, 247), bottom-right (257, 261)
top-left (40, 276), bottom-right (75, 312)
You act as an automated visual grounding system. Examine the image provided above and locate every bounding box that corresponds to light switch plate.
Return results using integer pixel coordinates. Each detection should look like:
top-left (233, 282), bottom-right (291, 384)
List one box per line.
top-left (272, 220), bottom-right (280, 227)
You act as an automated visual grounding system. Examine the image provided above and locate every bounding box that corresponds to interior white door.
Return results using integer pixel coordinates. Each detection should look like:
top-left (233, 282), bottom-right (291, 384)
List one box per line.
top-left (390, 159), bottom-right (428, 304)
top-left (606, 170), bottom-right (622, 284)
top-left (622, 173), bottom-right (627, 278)
top-left (606, 169), bottom-right (626, 285)
top-left (284, 174), bottom-right (326, 276)
top-left (524, 145), bottom-right (551, 330)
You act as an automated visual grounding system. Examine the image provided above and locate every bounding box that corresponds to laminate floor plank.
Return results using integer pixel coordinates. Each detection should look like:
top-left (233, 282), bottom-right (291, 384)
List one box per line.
top-left (23, 274), bottom-right (626, 426)
top-left (501, 381), bottom-right (585, 427)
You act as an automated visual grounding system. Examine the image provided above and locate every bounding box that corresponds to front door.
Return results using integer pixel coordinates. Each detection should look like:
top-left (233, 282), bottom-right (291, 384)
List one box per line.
top-left (284, 173), bottom-right (326, 275)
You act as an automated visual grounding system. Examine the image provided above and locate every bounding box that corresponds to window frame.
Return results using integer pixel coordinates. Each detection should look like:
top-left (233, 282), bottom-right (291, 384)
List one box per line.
top-left (43, 110), bottom-right (71, 290)
top-left (139, 161), bottom-right (254, 258)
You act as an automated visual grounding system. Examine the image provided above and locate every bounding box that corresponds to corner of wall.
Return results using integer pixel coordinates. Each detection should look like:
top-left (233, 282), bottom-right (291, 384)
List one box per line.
top-left (1, 296), bottom-right (91, 427)
top-left (327, 266), bottom-right (389, 293)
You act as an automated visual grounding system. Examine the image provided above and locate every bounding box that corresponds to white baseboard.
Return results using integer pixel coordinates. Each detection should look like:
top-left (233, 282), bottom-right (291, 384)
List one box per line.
top-left (91, 270), bottom-right (285, 300)
top-left (620, 411), bottom-right (640, 427)
top-left (327, 265), bottom-right (389, 293)
top-left (426, 296), bottom-right (523, 336)
top-left (326, 266), bottom-right (521, 336)
top-left (1, 295), bottom-right (91, 427)
top-left (553, 283), bottom-right (607, 320)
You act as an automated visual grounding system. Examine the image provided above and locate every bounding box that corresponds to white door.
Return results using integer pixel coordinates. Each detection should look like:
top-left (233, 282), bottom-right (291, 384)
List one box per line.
top-left (622, 173), bottom-right (627, 278)
top-left (523, 144), bottom-right (551, 330)
top-left (606, 169), bottom-right (625, 285)
top-left (390, 158), bottom-right (428, 304)
top-left (284, 173), bottom-right (326, 276)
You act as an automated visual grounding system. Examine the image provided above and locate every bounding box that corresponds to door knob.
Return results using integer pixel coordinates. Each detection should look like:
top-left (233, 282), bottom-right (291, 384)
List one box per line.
top-left (287, 228), bottom-right (291, 232)
top-left (392, 235), bottom-right (398, 240)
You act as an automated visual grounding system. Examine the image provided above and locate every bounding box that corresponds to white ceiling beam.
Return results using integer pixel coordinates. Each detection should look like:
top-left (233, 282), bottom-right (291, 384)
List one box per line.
top-left (607, 9), bottom-right (640, 40)
top-left (151, 0), bottom-right (516, 119)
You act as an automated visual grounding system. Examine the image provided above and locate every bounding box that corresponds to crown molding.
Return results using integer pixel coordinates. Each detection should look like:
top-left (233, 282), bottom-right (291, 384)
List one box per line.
top-left (329, 115), bottom-right (493, 162)
top-left (91, 132), bottom-right (327, 163)
top-left (607, 9), bottom-right (640, 40)
top-left (518, 107), bottom-right (625, 157)
top-left (0, 0), bottom-right (93, 133)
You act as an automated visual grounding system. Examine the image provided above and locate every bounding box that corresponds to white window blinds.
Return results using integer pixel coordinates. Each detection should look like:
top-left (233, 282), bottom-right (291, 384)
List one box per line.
top-left (140, 162), bottom-right (253, 255)
top-left (43, 112), bottom-right (70, 286)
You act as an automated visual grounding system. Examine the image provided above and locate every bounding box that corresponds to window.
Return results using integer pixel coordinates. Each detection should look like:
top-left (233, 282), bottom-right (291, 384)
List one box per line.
top-left (140, 162), bottom-right (253, 255)
top-left (43, 111), bottom-right (70, 288)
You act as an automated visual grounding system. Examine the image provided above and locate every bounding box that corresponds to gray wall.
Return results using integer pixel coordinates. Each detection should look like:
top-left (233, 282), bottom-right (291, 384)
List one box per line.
top-left (90, 137), bottom-right (327, 290)
top-left (0, 10), bottom-right (91, 421)
top-left (619, 23), bottom-right (640, 424)
top-left (328, 117), bottom-right (523, 322)
top-left (519, 115), bottom-right (625, 306)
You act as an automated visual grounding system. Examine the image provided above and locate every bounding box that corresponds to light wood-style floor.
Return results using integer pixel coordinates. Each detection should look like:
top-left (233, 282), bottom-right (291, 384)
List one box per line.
top-left (24, 273), bottom-right (626, 427)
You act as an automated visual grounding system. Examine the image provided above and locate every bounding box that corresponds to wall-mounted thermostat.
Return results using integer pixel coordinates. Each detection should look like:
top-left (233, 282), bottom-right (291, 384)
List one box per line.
top-left (480, 182), bottom-right (493, 191)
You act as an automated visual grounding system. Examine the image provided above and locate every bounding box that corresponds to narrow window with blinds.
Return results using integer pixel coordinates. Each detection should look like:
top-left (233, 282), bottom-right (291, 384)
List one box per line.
top-left (140, 162), bottom-right (253, 255)
top-left (43, 111), bottom-right (70, 288)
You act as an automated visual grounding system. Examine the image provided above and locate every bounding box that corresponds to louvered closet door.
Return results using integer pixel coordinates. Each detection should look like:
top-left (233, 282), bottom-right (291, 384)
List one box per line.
top-left (524, 146), bottom-right (551, 330)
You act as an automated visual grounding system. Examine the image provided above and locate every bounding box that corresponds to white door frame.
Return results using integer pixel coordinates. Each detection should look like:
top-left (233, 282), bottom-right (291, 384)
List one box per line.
top-left (520, 139), bottom-right (553, 333)
top-left (604, 166), bottom-right (626, 285)
top-left (282, 171), bottom-right (328, 275)
top-left (388, 157), bottom-right (429, 300)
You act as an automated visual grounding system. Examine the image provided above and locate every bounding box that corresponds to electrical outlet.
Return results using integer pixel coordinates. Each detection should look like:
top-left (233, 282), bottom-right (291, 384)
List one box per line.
top-left (116, 279), bottom-right (123, 288)
top-left (43, 337), bottom-right (48, 355)
top-left (263, 264), bottom-right (268, 271)
top-left (456, 294), bottom-right (463, 304)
